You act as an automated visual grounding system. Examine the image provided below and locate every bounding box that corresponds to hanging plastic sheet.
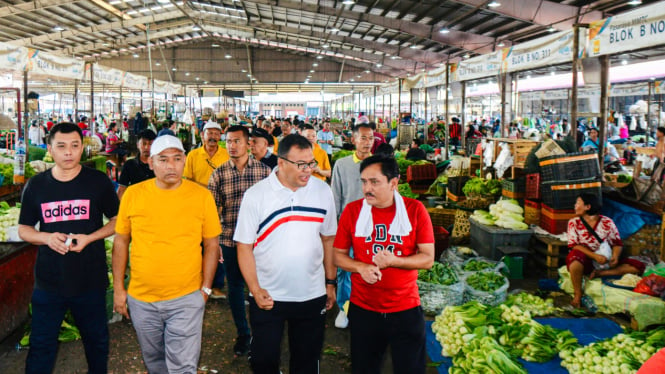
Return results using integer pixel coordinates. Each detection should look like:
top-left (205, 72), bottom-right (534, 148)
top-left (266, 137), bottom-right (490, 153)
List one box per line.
top-left (601, 197), bottom-right (661, 238)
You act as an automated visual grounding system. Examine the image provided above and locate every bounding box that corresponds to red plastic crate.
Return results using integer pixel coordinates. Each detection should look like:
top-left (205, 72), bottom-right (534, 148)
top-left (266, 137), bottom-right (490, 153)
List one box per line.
top-left (539, 214), bottom-right (570, 235)
top-left (406, 164), bottom-right (437, 183)
top-left (525, 173), bottom-right (541, 200)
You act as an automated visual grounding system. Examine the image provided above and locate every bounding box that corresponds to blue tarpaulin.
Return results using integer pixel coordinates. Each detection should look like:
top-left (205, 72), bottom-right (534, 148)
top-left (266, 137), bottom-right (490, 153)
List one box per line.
top-left (601, 198), bottom-right (661, 238)
top-left (426, 318), bottom-right (624, 373)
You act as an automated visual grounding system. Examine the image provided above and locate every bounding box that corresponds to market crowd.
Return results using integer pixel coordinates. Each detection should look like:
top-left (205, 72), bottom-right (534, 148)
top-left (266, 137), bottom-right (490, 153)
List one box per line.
top-left (17, 115), bottom-right (435, 374)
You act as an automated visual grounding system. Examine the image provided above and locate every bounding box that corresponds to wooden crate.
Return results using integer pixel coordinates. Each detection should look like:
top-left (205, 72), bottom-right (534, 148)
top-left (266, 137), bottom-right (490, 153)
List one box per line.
top-left (530, 235), bottom-right (569, 278)
top-left (624, 224), bottom-right (661, 257)
top-left (491, 138), bottom-right (540, 168)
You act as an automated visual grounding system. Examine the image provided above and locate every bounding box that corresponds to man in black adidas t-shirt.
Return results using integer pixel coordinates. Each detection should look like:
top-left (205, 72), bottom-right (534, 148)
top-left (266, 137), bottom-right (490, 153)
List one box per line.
top-left (117, 129), bottom-right (156, 200)
top-left (18, 122), bottom-right (119, 373)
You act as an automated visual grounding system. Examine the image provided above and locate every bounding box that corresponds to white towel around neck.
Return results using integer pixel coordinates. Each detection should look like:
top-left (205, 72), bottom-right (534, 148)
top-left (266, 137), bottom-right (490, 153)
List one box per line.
top-left (355, 189), bottom-right (413, 238)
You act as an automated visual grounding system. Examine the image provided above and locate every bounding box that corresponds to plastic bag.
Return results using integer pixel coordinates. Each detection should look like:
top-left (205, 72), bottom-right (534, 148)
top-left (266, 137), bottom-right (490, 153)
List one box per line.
top-left (644, 263), bottom-right (665, 278)
top-left (593, 241), bottom-right (613, 270)
top-left (418, 280), bottom-right (465, 315)
top-left (440, 246), bottom-right (478, 265)
top-left (633, 274), bottom-right (665, 297)
top-left (493, 143), bottom-right (514, 179)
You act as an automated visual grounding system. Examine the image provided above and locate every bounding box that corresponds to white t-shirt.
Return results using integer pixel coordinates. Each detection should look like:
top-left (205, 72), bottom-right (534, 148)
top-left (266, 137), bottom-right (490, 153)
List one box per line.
top-left (234, 169), bottom-right (337, 302)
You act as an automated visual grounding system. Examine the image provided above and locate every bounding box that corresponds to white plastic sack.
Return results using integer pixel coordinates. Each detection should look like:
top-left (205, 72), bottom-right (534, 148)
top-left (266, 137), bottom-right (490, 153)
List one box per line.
top-left (482, 139), bottom-right (494, 168)
top-left (493, 143), bottom-right (513, 178)
top-left (593, 241), bottom-right (613, 270)
top-left (630, 115), bottom-right (637, 131)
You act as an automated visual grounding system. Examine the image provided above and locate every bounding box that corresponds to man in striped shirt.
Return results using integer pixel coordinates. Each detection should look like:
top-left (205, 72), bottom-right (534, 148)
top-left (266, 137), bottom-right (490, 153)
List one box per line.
top-left (235, 134), bottom-right (337, 373)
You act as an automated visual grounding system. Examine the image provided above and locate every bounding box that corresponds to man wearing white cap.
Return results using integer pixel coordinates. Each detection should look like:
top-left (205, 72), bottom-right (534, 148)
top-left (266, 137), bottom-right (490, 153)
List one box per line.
top-left (184, 120), bottom-right (229, 188)
top-left (112, 135), bottom-right (222, 373)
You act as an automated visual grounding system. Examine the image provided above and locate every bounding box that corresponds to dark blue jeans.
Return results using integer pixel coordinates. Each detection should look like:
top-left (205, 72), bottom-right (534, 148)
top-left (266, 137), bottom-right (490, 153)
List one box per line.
top-left (222, 244), bottom-right (250, 337)
top-left (26, 288), bottom-right (109, 374)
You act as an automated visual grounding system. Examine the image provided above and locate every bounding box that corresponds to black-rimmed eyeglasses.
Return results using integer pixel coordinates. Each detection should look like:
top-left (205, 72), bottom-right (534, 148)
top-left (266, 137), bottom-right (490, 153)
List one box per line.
top-left (279, 156), bottom-right (317, 170)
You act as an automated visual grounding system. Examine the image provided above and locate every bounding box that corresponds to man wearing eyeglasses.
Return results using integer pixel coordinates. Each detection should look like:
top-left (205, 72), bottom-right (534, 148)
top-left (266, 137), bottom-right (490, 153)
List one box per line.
top-left (184, 120), bottom-right (230, 299)
top-left (208, 125), bottom-right (271, 357)
top-left (235, 134), bottom-right (338, 373)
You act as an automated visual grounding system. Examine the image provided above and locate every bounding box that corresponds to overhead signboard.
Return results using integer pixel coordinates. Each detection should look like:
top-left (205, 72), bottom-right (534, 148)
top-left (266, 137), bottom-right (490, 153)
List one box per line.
top-left (122, 72), bottom-right (150, 90)
top-left (26, 49), bottom-right (85, 80)
top-left (451, 50), bottom-right (502, 82)
top-left (502, 30), bottom-right (582, 73)
top-left (0, 42), bottom-right (28, 72)
top-left (87, 64), bottom-right (124, 86)
top-left (588, 1), bottom-right (665, 57)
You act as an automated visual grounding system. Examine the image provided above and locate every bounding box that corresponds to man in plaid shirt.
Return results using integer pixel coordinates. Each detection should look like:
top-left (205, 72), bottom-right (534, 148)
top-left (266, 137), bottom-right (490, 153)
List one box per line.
top-left (208, 125), bottom-right (271, 356)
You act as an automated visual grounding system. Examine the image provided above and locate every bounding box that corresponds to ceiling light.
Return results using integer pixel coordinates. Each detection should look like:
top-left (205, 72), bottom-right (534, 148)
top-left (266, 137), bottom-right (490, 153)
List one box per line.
top-left (317, 55), bottom-right (323, 59)
top-left (439, 28), bottom-right (450, 34)
top-left (53, 26), bottom-right (65, 31)
top-left (463, 53), bottom-right (470, 59)
top-left (628, 0), bottom-right (642, 5)
top-left (225, 54), bottom-right (232, 59)
top-left (550, 71), bottom-right (556, 76)
top-left (305, 80), bottom-right (310, 84)
top-left (497, 41), bottom-right (505, 47)
top-left (158, 0), bottom-right (170, 3)
top-left (365, 70), bottom-right (370, 73)
top-left (390, 55), bottom-right (399, 60)
top-left (322, 44), bottom-right (330, 49)
top-left (350, 79), bottom-right (355, 82)
top-left (211, 43), bottom-right (220, 47)
top-left (155, 62), bottom-right (161, 66)
top-left (185, 72), bottom-right (190, 76)
top-left (342, 0), bottom-right (355, 4)
top-left (310, 70), bottom-right (315, 73)
top-left (132, 53), bottom-right (139, 58)
top-left (621, 59), bottom-right (628, 65)
top-left (192, 25), bottom-right (201, 31)
top-left (548, 26), bottom-right (556, 32)
top-left (171, 67), bottom-right (177, 71)
top-left (329, 27), bottom-right (339, 33)
top-left (409, 45), bottom-right (420, 49)
top-left (487, 1), bottom-right (501, 8)
top-left (376, 63), bottom-right (382, 68)
top-left (247, 74), bottom-right (251, 77)
top-left (312, 63), bottom-right (319, 67)
top-left (102, 42), bottom-right (111, 47)
top-left (195, 77), bottom-right (200, 80)
top-left (241, 69), bottom-right (247, 72)
top-left (204, 81), bottom-right (208, 84)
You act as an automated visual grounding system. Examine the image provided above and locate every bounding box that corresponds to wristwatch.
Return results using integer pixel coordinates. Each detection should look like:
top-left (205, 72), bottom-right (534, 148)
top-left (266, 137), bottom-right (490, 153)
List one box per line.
top-left (201, 287), bottom-right (212, 296)
top-left (325, 278), bottom-right (338, 286)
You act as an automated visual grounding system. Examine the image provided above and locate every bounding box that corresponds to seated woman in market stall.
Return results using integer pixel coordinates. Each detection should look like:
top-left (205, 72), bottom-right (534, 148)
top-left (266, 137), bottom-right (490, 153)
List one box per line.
top-left (566, 193), bottom-right (645, 308)
top-left (580, 127), bottom-right (618, 164)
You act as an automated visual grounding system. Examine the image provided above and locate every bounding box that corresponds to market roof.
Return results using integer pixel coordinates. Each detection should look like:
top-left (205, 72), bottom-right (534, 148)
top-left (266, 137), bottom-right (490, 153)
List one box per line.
top-left (0, 0), bottom-right (663, 90)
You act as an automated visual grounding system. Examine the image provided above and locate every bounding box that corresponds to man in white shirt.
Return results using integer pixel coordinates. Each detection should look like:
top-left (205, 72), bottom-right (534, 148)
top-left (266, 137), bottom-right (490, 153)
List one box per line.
top-left (235, 134), bottom-right (337, 373)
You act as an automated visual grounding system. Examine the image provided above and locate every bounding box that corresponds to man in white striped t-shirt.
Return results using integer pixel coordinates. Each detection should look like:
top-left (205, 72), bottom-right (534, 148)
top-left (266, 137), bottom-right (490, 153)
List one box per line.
top-left (234, 134), bottom-right (337, 373)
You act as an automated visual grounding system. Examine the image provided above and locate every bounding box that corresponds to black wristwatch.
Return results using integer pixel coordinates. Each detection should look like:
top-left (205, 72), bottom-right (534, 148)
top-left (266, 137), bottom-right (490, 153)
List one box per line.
top-left (325, 278), bottom-right (338, 286)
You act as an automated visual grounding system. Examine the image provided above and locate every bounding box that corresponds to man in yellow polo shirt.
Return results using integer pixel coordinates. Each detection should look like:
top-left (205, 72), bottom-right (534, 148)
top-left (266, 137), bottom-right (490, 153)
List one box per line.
top-left (302, 124), bottom-right (331, 181)
top-left (112, 135), bottom-right (221, 373)
top-left (184, 120), bottom-right (229, 187)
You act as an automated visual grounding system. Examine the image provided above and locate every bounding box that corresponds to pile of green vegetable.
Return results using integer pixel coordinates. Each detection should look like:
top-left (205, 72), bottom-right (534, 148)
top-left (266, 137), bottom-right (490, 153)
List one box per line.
top-left (461, 177), bottom-right (502, 197)
top-left (397, 183), bottom-right (419, 198)
top-left (0, 202), bottom-right (20, 241)
top-left (426, 174), bottom-right (448, 196)
top-left (418, 262), bottom-right (458, 285)
top-left (462, 258), bottom-right (496, 272)
top-left (433, 295), bottom-right (580, 371)
top-left (504, 292), bottom-right (560, 317)
top-left (560, 327), bottom-right (665, 374)
top-left (332, 149), bottom-right (353, 163)
top-left (466, 271), bottom-right (506, 292)
top-left (471, 199), bottom-right (528, 230)
top-left (0, 162), bottom-right (36, 185)
top-left (20, 306), bottom-right (81, 347)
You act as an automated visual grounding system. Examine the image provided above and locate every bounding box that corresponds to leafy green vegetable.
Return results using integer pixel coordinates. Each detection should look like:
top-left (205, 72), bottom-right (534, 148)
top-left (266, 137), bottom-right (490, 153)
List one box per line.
top-left (332, 149), bottom-right (354, 163)
top-left (418, 262), bottom-right (458, 285)
top-left (397, 183), bottom-right (419, 198)
top-left (462, 258), bottom-right (495, 272)
top-left (466, 272), bottom-right (507, 292)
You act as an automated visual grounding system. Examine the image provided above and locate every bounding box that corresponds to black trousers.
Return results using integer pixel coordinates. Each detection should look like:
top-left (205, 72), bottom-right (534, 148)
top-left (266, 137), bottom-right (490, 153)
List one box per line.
top-left (248, 294), bottom-right (327, 374)
top-left (348, 303), bottom-right (426, 374)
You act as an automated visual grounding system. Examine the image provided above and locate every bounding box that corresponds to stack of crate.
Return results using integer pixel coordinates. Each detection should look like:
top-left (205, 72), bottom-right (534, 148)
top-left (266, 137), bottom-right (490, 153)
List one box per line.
top-left (539, 152), bottom-right (601, 234)
top-left (524, 173), bottom-right (541, 226)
